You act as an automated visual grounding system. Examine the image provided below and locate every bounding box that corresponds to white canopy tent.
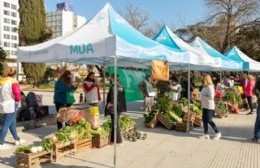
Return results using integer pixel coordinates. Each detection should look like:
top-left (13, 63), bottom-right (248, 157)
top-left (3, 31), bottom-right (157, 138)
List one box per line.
top-left (224, 46), bottom-right (260, 72)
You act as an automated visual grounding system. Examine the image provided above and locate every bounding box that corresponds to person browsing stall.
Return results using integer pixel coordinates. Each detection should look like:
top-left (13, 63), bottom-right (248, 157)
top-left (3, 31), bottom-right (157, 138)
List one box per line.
top-left (105, 74), bottom-right (127, 144)
top-left (54, 70), bottom-right (78, 130)
top-left (139, 75), bottom-right (155, 113)
top-left (200, 74), bottom-right (221, 140)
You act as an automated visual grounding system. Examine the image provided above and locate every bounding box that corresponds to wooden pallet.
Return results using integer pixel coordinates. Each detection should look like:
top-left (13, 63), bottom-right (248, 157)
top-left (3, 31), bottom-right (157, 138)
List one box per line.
top-left (158, 113), bottom-right (174, 130)
top-left (144, 110), bottom-right (159, 128)
top-left (17, 150), bottom-right (53, 168)
top-left (73, 138), bottom-right (92, 152)
top-left (53, 142), bottom-right (74, 162)
top-left (175, 123), bottom-right (187, 132)
top-left (92, 132), bottom-right (110, 148)
top-left (194, 116), bottom-right (202, 127)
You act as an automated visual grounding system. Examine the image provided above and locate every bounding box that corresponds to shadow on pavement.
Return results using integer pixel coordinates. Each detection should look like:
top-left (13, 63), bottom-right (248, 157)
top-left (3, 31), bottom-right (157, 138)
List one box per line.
top-left (0, 155), bottom-right (16, 168)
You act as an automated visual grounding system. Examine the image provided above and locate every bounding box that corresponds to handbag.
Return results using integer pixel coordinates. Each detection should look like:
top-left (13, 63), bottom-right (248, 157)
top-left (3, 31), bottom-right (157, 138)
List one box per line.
top-left (66, 91), bottom-right (75, 104)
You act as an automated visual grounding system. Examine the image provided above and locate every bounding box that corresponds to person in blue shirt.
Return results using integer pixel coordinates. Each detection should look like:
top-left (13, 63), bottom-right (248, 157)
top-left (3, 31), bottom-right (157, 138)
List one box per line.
top-left (54, 70), bottom-right (78, 130)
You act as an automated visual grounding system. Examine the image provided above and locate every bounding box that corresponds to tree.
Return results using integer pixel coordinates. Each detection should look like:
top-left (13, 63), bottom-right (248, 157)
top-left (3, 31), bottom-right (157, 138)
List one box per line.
top-left (18, 0), bottom-right (52, 86)
top-left (123, 2), bottom-right (150, 32)
top-left (234, 24), bottom-right (260, 61)
top-left (0, 45), bottom-right (7, 76)
top-left (204, 0), bottom-right (260, 53)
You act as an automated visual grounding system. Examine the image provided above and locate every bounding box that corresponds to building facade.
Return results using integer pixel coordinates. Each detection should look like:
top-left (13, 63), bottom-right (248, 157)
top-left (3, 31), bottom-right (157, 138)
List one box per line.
top-left (46, 2), bottom-right (86, 39)
top-left (0, 0), bottom-right (19, 61)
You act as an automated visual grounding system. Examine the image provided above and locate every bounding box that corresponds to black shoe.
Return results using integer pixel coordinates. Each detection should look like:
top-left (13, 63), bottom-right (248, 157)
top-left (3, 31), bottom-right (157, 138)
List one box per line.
top-left (247, 112), bottom-right (253, 115)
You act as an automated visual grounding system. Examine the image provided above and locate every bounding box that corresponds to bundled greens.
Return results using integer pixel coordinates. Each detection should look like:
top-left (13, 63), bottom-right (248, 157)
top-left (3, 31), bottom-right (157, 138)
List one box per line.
top-left (40, 138), bottom-right (53, 152)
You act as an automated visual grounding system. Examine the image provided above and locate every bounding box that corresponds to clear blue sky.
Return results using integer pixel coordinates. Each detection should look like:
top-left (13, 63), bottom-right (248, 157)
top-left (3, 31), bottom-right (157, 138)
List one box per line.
top-left (44, 0), bottom-right (208, 29)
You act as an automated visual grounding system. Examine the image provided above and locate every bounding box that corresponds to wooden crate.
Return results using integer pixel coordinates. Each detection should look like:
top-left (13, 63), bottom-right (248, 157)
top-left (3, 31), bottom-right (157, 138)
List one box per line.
top-left (158, 113), bottom-right (174, 130)
top-left (183, 112), bottom-right (196, 123)
top-left (144, 111), bottom-right (159, 128)
top-left (92, 132), bottom-right (110, 148)
top-left (194, 116), bottom-right (202, 127)
top-left (175, 123), bottom-right (187, 132)
top-left (53, 142), bottom-right (74, 162)
top-left (124, 125), bottom-right (136, 133)
top-left (73, 138), bottom-right (92, 152)
top-left (17, 150), bottom-right (53, 168)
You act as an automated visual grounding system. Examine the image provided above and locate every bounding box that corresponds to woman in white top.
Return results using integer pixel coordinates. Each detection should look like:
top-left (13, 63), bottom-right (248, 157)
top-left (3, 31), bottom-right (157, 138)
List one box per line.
top-left (83, 72), bottom-right (101, 105)
top-left (200, 74), bottom-right (221, 140)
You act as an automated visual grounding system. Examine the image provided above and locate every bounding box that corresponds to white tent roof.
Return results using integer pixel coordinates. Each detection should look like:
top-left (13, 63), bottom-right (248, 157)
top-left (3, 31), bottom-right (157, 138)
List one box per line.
top-left (224, 46), bottom-right (260, 72)
top-left (154, 25), bottom-right (223, 70)
top-left (17, 3), bottom-right (194, 68)
top-left (190, 37), bottom-right (242, 71)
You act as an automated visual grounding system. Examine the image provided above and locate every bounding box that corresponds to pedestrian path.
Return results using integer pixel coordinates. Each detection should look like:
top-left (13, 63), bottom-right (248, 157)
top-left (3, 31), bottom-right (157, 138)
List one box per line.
top-left (0, 112), bottom-right (259, 168)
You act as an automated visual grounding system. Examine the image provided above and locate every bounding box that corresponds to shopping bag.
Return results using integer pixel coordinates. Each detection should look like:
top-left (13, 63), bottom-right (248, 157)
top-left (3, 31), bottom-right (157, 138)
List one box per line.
top-left (151, 60), bottom-right (169, 81)
top-left (89, 106), bottom-right (99, 116)
top-left (66, 91), bottom-right (76, 104)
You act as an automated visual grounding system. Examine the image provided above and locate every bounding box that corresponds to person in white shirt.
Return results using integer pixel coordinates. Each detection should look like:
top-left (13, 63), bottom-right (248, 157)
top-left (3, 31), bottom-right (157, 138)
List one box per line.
top-left (169, 77), bottom-right (182, 102)
top-left (200, 74), bottom-right (221, 140)
top-left (83, 72), bottom-right (101, 106)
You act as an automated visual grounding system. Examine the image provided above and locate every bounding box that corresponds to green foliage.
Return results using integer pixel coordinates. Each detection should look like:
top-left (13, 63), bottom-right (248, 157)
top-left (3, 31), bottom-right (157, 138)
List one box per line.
top-left (43, 67), bottom-right (56, 82)
top-left (0, 45), bottom-right (7, 76)
top-left (19, 0), bottom-right (52, 84)
top-left (153, 96), bottom-right (172, 113)
top-left (156, 81), bottom-right (170, 97)
top-left (143, 110), bottom-right (158, 123)
top-left (40, 138), bottom-right (53, 152)
top-left (22, 63), bottom-right (46, 86)
top-left (179, 97), bottom-right (188, 106)
top-left (216, 100), bottom-right (229, 115)
top-left (172, 104), bottom-right (184, 118)
top-left (15, 145), bottom-right (32, 153)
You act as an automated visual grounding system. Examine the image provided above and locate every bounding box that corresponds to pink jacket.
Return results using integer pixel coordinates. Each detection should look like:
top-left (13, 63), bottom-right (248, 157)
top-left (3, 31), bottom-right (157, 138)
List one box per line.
top-left (245, 80), bottom-right (255, 97)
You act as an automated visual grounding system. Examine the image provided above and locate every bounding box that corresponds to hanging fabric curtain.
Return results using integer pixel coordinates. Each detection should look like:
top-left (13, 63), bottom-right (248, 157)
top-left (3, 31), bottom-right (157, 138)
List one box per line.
top-left (151, 60), bottom-right (169, 81)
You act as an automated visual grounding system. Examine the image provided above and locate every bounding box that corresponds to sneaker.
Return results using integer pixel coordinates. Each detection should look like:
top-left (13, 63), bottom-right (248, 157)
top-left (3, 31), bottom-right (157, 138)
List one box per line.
top-left (15, 139), bottom-right (26, 146)
top-left (199, 134), bottom-right (210, 139)
top-left (213, 132), bottom-right (222, 140)
top-left (0, 144), bottom-right (11, 150)
top-left (247, 112), bottom-right (253, 115)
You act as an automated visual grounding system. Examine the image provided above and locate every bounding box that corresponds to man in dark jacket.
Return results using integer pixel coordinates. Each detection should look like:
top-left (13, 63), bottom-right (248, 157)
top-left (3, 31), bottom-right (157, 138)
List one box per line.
top-left (139, 75), bottom-right (155, 113)
top-left (105, 74), bottom-right (127, 144)
top-left (252, 75), bottom-right (260, 143)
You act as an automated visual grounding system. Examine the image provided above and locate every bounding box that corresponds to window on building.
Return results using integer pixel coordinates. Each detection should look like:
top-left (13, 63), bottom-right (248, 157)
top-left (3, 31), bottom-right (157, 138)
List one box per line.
top-left (11, 27), bottom-right (17, 32)
top-left (11, 43), bottom-right (17, 48)
top-left (11, 12), bottom-right (16, 17)
top-left (4, 34), bottom-right (10, 39)
top-left (4, 26), bottom-right (10, 31)
top-left (11, 4), bottom-right (17, 10)
top-left (4, 18), bottom-right (10, 23)
top-left (4, 2), bottom-right (10, 7)
top-left (11, 20), bottom-right (17, 25)
top-left (11, 35), bottom-right (17, 40)
top-left (4, 10), bottom-right (10, 15)
top-left (4, 42), bottom-right (10, 47)
top-left (5, 50), bottom-right (10, 55)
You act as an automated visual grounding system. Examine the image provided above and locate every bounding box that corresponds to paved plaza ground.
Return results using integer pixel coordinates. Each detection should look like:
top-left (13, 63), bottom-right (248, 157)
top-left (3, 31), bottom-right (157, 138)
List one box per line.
top-left (0, 91), bottom-right (259, 168)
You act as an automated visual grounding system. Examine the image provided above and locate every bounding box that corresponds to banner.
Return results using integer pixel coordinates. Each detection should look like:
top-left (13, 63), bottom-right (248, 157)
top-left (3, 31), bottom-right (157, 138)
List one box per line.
top-left (151, 60), bottom-right (169, 81)
top-left (108, 67), bottom-right (150, 102)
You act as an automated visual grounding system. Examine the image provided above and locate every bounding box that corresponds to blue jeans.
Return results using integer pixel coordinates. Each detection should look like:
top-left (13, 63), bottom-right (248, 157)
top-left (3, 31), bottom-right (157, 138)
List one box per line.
top-left (0, 106), bottom-right (19, 144)
top-left (254, 105), bottom-right (260, 139)
top-left (202, 108), bottom-right (219, 134)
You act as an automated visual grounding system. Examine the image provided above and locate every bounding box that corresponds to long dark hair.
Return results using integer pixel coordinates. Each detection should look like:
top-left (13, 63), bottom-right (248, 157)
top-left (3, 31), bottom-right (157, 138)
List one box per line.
top-left (59, 70), bottom-right (72, 86)
top-left (84, 72), bottom-right (95, 82)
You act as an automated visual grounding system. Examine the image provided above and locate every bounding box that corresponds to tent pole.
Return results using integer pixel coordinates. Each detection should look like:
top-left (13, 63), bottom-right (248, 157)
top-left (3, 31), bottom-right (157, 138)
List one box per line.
top-left (113, 55), bottom-right (118, 168)
top-left (187, 64), bottom-right (191, 133)
top-left (103, 63), bottom-right (106, 118)
top-left (16, 62), bottom-right (19, 80)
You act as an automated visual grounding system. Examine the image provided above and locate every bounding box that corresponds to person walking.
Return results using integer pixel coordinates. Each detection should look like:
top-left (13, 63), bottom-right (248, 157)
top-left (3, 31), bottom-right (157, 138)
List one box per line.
top-left (83, 72), bottom-right (101, 105)
top-left (0, 67), bottom-right (25, 150)
top-left (200, 74), bottom-right (221, 140)
top-left (54, 70), bottom-right (78, 130)
top-left (252, 75), bottom-right (260, 143)
top-left (245, 75), bottom-right (255, 115)
top-left (139, 75), bottom-right (155, 113)
top-left (105, 74), bottom-right (127, 144)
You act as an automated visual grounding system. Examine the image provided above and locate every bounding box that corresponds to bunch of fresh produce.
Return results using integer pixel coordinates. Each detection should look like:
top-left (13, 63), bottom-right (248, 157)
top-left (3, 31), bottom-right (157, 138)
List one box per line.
top-left (216, 100), bottom-right (229, 115)
top-left (40, 138), bottom-right (54, 152)
top-left (179, 97), bottom-right (188, 106)
top-left (172, 104), bottom-right (184, 118)
top-left (15, 145), bottom-right (43, 154)
top-left (123, 129), bottom-right (147, 142)
top-left (153, 96), bottom-right (172, 113)
top-left (190, 104), bottom-right (202, 115)
top-left (144, 110), bottom-right (158, 124)
top-left (120, 116), bottom-right (136, 132)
